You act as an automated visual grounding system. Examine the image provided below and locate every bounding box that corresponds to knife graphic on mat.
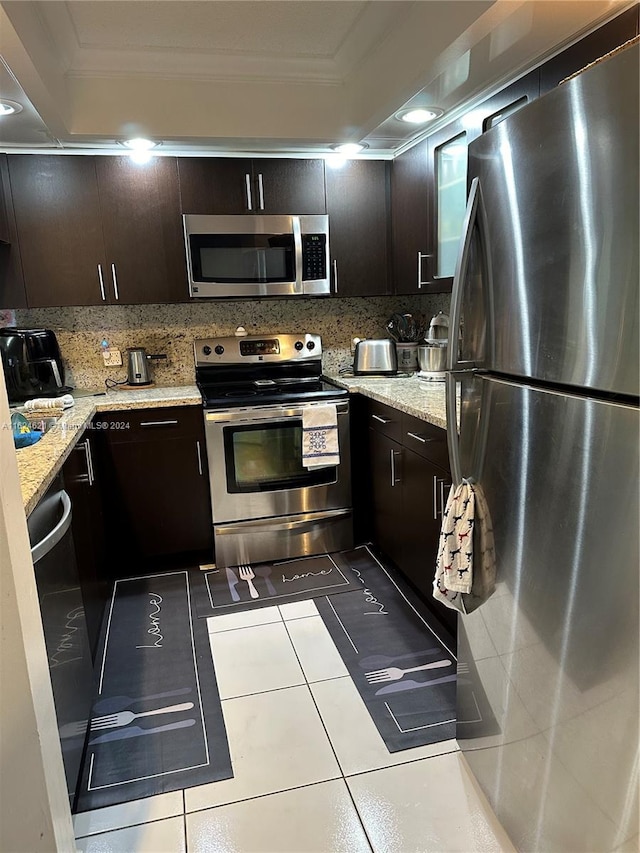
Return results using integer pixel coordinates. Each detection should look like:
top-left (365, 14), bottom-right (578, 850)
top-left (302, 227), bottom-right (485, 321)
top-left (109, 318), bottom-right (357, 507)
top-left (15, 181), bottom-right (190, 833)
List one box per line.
top-left (89, 718), bottom-right (196, 745)
top-left (225, 567), bottom-right (240, 601)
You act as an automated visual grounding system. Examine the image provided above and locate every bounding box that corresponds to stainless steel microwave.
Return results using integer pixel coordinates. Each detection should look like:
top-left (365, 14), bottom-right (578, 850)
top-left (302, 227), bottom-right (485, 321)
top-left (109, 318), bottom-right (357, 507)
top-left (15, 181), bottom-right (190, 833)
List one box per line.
top-left (183, 214), bottom-right (330, 298)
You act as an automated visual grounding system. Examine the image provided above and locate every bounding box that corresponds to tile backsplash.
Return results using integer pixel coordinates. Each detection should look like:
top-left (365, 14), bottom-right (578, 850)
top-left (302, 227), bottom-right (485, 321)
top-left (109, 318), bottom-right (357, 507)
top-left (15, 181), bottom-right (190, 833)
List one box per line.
top-left (15, 294), bottom-right (451, 389)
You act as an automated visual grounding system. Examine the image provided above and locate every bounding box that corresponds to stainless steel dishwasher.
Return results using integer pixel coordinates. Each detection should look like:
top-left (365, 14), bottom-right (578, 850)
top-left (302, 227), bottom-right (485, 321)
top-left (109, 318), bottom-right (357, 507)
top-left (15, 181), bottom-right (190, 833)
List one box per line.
top-left (28, 475), bottom-right (94, 806)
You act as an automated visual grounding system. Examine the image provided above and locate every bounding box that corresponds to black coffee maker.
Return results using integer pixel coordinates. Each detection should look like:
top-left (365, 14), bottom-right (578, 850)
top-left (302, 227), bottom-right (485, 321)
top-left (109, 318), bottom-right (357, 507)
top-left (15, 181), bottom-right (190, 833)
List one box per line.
top-left (0, 327), bottom-right (72, 403)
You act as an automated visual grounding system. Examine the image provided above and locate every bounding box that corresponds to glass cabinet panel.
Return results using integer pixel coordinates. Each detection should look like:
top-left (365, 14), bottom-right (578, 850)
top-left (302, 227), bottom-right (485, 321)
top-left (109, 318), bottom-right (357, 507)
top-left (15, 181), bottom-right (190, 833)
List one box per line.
top-left (436, 132), bottom-right (468, 278)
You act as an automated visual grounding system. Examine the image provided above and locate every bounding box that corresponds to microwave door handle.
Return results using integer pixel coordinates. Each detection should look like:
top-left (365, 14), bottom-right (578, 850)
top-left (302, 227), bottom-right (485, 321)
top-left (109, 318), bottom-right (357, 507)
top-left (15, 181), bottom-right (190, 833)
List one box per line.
top-left (292, 217), bottom-right (303, 294)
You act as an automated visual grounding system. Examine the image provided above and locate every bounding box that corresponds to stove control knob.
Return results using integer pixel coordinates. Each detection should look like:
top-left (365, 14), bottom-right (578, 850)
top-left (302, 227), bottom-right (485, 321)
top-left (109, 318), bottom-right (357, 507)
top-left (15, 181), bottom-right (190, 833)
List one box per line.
top-left (294, 341), bottom-right (304, 351)
top-left (214, 345), bottom-right (225, 355)
top-left (306, 341), bottom-right (316, 350)
top-left (203, 345), bottom-right (212, 356)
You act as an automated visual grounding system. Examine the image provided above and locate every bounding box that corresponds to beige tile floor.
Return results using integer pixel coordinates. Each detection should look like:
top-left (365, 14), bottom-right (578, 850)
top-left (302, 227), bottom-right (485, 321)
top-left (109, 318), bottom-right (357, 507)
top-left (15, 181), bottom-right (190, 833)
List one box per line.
top-left (73, 600), bottom-right (515, 852)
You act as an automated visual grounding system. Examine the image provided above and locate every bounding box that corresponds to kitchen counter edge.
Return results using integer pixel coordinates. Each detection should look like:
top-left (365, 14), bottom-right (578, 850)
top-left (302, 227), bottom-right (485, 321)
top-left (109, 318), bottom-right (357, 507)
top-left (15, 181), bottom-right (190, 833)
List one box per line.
top-left (326, 375), bottom-right (447, 430)
top-left (16, 386), bottom-right (202, 515)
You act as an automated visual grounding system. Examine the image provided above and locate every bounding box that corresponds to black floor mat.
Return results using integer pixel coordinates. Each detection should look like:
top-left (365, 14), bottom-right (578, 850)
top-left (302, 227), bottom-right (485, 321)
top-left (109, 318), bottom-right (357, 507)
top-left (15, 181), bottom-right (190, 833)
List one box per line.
top-left (316, 546), bottom-right (458, 752)
top-left (191, 553), bottom-right (362, 617)
top-left (74, 570), bottom-right (233, 812)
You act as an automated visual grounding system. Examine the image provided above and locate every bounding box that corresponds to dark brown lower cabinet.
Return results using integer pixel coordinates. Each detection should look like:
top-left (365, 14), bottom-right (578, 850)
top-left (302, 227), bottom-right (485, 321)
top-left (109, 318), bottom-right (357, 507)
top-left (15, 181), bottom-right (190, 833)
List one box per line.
top-left (94, 406), bottom-right (213, 576)
top-left (362, 397), bottom-right (456, 637)
top-left (62, 434), bottom-right (108, 659)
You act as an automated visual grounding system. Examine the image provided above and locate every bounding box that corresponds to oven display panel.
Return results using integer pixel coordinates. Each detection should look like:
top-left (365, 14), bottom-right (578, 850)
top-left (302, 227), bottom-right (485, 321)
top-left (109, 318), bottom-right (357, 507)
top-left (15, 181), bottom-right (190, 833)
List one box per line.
top-left (240, 339), bottom-right (280, 356)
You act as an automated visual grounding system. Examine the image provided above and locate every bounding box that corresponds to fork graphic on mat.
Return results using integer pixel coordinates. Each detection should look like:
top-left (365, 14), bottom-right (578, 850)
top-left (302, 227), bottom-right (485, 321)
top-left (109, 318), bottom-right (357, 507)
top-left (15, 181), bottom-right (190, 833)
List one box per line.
top-left (90, 701), bottom-right (194, 731)
top-left (364, 659), bottom-right (452, 684)
top-left (238, 565), bottom-right (260, 599)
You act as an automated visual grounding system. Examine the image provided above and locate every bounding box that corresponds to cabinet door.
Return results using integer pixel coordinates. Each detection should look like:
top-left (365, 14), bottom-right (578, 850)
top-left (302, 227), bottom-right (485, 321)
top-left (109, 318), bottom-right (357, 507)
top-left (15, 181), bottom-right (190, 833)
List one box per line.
top-left (97, 408), bottom-right (213, 572)
top-left (399, 449), bottom-right (456, 636)
top-left (427, 120), bottom-right (469, 292)
top-left (63, 435), bottom-right (108, 660)
top-left (398, 450), bottom-right (449, 590)
top-left (253, 159), bottom-right (326, 214)
top-left (178, 157), bottom-right (252, 214)
top-left (391, 139), bottom-right (431, 294)
top-left (0, 154), bottom-right (27, 308)
top-left (107, 435), bottom-right (212, 559)
top-left (8, 155), bottom-right (107, 307)
top-left (95, 157), bottom-right (187, 304)
top-left (326, 160), bottom-right (390, 296)
top-left (539, 6), bottom-right (639, 94)
top-left (369, 428), bottom-right (403, 564)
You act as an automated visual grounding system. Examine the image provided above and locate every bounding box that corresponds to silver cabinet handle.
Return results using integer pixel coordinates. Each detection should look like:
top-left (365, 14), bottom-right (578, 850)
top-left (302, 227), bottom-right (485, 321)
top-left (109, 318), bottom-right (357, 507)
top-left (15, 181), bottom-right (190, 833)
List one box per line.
top-left (390, 448), bottom-right (401, 487)
top-left (196, 439), bottom-right (203, 476)
top-left (245, 173), bottom-right (253, 210)
top-left (111, 263), bottom-right (119, 300)
top-left (31, 491), bottom-right (72, 564)
top-left (417, 251), bottom-right (430, 289)
top-left (257, 173), bottom-right (265, 210)
top-left (84, 438), bottom-right (95, 486)
top-left (97, 263), bottom-right (106, 301)
top-left (332, 259), bottom-right (338, 293)
top-left (438, 479), bottom-right (449, 519)
top-left (139, 419), bottom-right (179, 427)
top-left (372, 414), bottom-right (391, 425)
top-left (406, 431), bottom-right (434, 444)
top-left (432, 475), bottom-right (439, 520)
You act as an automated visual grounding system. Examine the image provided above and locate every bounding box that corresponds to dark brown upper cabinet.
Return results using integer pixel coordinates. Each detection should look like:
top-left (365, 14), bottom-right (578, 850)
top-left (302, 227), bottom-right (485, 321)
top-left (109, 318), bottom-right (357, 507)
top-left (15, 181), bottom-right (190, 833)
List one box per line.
top-left (8, 154), bottom-right (187, 307)
top-left (94, 156), bottom-right (187, 304)
top-left (0, 154), bottom-right (27, 309)
top-left (325, 159), bottom-right (391, 297)
top-left (390, 139), bottom-right (433, 295)
top-left (539, 6), bottom-right (639, 94)
top-left (423, 72), bottom-right (540, 293)
top-left (178, 157), bottom-right (326, 215)
top-left (8, 155), bottom-right (108, 307)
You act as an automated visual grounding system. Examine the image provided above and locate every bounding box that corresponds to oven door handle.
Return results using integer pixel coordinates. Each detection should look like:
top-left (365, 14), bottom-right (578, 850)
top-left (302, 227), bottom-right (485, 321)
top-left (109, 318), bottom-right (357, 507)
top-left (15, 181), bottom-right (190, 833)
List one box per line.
top-left (205, 402), bottom-right (349, 424)
top-left (215, 508), bottom-right (351, 536)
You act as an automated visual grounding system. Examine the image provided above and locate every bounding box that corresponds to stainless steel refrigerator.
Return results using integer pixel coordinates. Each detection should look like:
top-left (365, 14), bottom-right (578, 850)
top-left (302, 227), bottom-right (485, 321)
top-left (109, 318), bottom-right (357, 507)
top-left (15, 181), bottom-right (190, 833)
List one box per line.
top-left (446, 42), bottom-right (639, 852)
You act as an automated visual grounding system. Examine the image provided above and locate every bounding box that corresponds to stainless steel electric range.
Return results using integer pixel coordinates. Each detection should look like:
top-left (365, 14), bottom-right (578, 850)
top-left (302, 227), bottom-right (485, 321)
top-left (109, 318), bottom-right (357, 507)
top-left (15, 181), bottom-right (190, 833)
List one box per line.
top-left (195, 333), bottom-right (353, 567)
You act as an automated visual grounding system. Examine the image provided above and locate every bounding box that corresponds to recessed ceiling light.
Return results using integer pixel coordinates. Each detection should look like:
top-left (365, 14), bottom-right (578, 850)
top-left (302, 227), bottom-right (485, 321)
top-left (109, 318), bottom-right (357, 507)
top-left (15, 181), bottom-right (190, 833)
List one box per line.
top-left (330, 142), bottom-right (368, 155)
top-left (0, 100), bottom-right (24, 117)
top-left (122, 137), bottom-right (157, 150)
top-left (395, 107), bottom-right (444, 124)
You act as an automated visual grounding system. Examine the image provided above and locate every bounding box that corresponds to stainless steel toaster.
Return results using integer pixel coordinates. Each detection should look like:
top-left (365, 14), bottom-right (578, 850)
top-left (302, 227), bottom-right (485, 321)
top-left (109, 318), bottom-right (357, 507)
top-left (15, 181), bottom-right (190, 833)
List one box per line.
top-left (353, 339), bottom-right (397, 375)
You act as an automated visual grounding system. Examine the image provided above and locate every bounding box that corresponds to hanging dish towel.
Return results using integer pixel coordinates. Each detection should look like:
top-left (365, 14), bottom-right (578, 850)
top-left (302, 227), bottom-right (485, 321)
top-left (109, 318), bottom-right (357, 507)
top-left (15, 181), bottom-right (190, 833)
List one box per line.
top-left (302, 404), bottom-right (339, 468)
top-left (433, 480), bottom-right (475, 612)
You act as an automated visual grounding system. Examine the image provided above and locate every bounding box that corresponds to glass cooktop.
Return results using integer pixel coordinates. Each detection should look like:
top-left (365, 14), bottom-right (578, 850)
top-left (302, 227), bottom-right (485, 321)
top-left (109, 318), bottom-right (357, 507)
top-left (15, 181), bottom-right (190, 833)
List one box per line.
top-left (198, 378), bottom-right (348, 409)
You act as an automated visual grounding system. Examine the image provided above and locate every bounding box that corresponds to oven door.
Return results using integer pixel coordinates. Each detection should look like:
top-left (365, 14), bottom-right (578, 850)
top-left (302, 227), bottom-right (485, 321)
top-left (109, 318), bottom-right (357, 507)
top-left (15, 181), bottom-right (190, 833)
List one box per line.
top-left (184, 214), bottom-right (302, 298)
top-left (204, 400), bottom-right (351, 523)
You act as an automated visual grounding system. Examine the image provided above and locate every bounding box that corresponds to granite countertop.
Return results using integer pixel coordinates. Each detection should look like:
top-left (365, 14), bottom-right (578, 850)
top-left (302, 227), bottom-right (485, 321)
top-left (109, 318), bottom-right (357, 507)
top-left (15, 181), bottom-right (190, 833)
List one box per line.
top-left (15, 377), bottom-right (448, 516)
top-left (14, 385), bottom-right (201, 515)
top-left (326, 374), bottom-right (448, 430)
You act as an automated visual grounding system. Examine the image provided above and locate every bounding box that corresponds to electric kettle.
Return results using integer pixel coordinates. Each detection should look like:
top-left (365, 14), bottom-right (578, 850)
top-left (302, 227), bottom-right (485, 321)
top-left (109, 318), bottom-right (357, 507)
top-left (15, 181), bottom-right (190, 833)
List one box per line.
top-left (126, 348), bottom-right (167, 386)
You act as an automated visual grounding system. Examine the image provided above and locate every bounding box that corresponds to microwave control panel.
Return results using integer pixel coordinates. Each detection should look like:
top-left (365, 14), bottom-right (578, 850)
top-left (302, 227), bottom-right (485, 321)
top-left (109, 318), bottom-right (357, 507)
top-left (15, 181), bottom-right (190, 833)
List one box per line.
top-left (302, 234), bottom-right (327, 281)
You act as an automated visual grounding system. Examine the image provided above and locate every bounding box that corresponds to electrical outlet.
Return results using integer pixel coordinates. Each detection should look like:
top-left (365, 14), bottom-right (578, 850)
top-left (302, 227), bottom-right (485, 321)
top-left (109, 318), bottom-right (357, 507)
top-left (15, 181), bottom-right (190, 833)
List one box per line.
top-left (103, 348), bottom-right (122, 367)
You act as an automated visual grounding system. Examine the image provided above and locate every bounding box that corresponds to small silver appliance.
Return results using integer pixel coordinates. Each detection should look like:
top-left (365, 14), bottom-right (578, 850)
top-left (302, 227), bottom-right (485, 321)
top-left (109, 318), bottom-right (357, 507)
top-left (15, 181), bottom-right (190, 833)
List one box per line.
top-left (353, 339), bottom-right (397, 375)
top-left (126, 347), bottom-right (167, 386)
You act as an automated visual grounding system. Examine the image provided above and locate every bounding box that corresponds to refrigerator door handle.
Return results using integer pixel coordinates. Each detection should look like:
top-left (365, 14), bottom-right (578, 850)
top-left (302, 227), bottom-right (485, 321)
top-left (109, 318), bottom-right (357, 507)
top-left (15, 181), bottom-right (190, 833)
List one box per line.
top-left (448, 176), bottom-right (488, 371)
top-left (446, 372), bottom-right (461, 485)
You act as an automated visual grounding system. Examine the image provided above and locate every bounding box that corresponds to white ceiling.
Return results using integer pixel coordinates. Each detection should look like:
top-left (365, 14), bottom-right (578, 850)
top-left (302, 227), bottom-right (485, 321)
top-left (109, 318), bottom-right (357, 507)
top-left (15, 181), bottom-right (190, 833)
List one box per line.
top-left (0, 0), bottom-right (633, 157)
